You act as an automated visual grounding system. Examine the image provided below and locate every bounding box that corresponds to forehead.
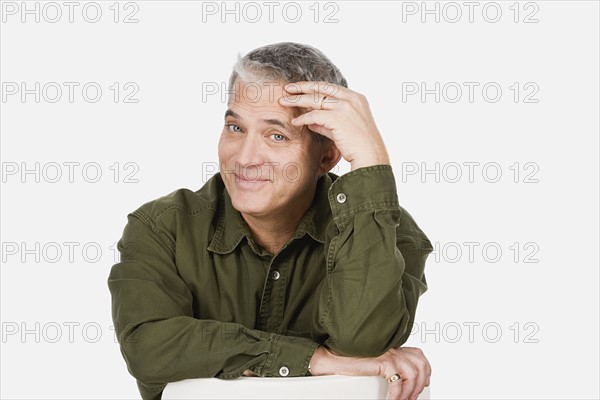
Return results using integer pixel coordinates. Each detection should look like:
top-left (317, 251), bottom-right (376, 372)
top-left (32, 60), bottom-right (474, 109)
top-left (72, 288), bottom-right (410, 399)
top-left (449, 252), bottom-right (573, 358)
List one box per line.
top-left (230, 79), bottom-right (286, 101)
top-left (228, 79), bottom-right (303, 116)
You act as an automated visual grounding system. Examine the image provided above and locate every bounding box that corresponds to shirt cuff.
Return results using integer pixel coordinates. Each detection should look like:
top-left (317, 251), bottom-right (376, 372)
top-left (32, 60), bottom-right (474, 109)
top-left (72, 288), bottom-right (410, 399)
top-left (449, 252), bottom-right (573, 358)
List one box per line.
top-left (328, 165), bottom-right (399, 222)
top-left (251, 334), bottom-right (319, 378)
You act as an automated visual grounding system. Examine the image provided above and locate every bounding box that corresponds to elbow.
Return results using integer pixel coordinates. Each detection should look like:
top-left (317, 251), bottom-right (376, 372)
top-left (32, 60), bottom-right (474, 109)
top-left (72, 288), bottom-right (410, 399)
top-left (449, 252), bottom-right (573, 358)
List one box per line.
top-left (120, 334), bottom-right (168, 384)
top-left (325, 313), bottom-right (412, 357)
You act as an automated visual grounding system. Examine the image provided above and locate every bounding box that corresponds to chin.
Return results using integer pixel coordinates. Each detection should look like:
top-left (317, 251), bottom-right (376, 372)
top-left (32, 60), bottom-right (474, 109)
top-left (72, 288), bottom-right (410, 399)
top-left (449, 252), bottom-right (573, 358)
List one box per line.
top-left (230, 194), bottom-right (271, 216)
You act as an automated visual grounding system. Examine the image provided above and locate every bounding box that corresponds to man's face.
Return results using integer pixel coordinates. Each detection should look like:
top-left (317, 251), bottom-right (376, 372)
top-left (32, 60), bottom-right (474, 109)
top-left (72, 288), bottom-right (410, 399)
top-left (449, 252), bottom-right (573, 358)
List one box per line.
top-left (218, 79), bottom-right (326, 218)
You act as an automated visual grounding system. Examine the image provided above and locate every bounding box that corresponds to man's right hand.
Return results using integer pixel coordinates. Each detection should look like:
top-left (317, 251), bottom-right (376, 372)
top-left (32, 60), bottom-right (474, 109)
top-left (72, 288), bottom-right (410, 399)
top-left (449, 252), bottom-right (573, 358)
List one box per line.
top-left (309, 345), bottom-right (431, 400)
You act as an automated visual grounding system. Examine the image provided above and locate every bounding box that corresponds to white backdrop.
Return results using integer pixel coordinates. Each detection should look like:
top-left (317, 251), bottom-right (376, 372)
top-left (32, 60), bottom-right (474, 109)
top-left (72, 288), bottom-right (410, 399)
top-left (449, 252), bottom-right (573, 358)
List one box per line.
top-left (1, 1), bottom-right (598, 398)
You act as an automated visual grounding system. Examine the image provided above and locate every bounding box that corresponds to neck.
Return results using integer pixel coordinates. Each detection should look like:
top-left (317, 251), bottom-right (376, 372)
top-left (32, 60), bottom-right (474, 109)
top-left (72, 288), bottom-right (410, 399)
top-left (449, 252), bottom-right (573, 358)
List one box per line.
top-left (241, 190), bottom-right (316, 256)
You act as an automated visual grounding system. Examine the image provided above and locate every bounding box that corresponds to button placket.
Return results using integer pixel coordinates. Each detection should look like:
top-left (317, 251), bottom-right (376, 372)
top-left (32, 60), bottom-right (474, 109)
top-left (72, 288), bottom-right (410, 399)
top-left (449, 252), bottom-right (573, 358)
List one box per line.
top-left (257, 253), bottom-right (288, 332)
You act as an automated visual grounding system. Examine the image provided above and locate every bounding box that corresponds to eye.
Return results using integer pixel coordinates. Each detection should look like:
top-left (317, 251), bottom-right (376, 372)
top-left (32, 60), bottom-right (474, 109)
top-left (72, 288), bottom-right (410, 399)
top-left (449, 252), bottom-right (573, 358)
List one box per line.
top-left (271, 133), bottom-right (287, 142)
top-left (226, 124), bottom-right (243, 133)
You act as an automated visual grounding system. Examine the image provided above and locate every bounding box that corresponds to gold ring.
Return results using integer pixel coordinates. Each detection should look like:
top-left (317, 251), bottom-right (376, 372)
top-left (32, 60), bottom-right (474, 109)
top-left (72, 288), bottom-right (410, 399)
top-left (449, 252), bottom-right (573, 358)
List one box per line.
top-left (387, 373), bottom-right (401, 383)
top-left (319, 95), bottom-right (328, 110)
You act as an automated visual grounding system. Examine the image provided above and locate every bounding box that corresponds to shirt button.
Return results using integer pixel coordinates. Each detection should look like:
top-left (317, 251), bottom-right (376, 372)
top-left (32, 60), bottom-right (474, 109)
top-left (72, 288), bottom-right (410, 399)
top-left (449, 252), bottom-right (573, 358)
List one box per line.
top-left (271, 270), bottom-right (281, 281)
top-left (279, 366), bottom-right (289, 377)
top-left (336, 193), bottom-right (347, 203)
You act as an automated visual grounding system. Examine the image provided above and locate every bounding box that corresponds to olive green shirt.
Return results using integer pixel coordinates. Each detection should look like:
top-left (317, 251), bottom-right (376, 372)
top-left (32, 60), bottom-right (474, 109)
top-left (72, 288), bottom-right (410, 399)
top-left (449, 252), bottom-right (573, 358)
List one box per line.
top-left (108, 165), bottom-right (432, 400)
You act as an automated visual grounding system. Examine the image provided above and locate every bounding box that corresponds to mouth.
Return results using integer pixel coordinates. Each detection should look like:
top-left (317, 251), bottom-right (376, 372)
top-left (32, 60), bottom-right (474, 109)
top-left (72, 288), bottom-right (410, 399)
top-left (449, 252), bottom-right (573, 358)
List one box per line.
top-left (232, 173), bottom-right (270, 190)
top-left (234, 173), bottom-right (270, 183)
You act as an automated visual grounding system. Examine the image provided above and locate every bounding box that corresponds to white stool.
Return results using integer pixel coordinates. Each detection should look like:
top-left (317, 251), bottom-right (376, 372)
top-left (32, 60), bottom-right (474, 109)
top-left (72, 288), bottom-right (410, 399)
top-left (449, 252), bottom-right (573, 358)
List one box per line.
top-left (163, 375), bottom-right (430, 399)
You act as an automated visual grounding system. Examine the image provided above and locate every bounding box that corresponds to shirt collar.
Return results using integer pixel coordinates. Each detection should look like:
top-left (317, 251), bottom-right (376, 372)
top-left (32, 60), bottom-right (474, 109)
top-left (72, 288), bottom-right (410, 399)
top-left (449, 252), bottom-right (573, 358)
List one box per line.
top-left (207, 172), bottom-right (334, 255)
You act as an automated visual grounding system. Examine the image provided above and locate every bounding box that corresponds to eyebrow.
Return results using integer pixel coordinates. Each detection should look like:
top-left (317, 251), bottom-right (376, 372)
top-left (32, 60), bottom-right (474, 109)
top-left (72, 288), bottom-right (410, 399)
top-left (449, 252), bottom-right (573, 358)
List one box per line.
top-left (224, 109), bottom-right (295, 133)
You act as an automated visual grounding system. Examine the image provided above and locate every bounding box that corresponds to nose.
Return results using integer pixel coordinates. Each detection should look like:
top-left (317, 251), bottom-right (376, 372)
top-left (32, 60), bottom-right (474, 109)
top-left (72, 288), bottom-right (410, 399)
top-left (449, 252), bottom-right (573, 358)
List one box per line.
top-left (236, 132), bottom-right (267, 180)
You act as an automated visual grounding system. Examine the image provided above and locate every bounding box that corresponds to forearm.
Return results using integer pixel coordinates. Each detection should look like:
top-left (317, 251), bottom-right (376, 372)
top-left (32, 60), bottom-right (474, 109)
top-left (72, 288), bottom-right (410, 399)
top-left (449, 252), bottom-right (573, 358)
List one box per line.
top-left (110, 280), bottom-right (318, 384)
top-left (109, 213), bottom-right (318, 394)
top-left (320, 207), bottom-right (410, 354)
top-left (113, 311), bottom-right (321, 400)
top-left (114, 313), bottom-right (317, 399)
top-left (308, 345), bottom-right (380, 377)
top-left (314, 166), bottom-right (431, 356)
top-left (118, 317), bottom-right (278, 383)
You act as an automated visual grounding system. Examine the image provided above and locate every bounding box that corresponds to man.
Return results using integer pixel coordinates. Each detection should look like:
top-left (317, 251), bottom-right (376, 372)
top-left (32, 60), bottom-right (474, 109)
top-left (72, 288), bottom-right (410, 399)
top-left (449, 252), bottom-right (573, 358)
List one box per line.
top-left (108, 42), bottom-right (433, 400)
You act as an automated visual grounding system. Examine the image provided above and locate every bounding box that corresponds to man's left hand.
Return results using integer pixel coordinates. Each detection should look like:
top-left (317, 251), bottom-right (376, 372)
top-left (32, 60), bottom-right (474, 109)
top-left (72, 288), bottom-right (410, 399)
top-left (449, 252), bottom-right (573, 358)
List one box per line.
top-left (280, 81), bottom-right (390, 171)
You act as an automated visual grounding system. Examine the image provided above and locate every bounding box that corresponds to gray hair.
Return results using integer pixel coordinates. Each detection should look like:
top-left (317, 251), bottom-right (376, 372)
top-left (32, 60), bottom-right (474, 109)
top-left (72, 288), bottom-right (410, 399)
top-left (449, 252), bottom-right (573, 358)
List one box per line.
top-left (227, 42), bottom-right (348, 145)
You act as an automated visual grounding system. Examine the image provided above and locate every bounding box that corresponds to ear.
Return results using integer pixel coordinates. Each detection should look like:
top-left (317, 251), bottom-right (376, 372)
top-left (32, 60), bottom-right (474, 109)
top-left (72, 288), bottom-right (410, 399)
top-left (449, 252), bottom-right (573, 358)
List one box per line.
top-left (317, 140), bottom-right (342, 176)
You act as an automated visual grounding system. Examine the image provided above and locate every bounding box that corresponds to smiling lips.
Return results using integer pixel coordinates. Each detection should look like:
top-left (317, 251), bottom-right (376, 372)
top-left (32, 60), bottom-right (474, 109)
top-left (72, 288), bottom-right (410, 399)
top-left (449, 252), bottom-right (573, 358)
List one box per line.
top-left (235, 173), bottom-right (269, 182)
top-left (234, 173), bottom-right (270, 189)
